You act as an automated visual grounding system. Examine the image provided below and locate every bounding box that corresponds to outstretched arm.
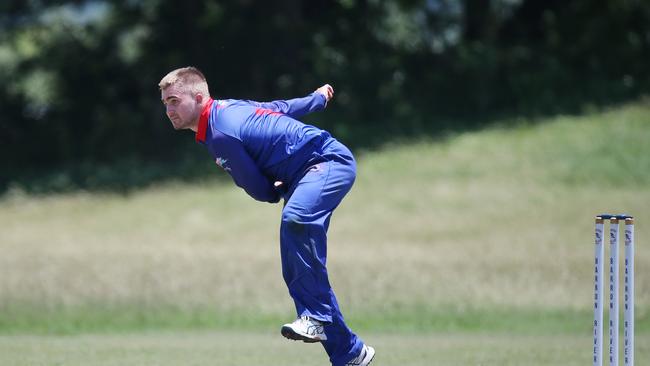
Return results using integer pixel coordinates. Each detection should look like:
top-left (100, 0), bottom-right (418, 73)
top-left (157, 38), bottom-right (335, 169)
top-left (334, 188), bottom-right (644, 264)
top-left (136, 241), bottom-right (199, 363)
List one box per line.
top-left (247, 84), bottom-right (335, 119)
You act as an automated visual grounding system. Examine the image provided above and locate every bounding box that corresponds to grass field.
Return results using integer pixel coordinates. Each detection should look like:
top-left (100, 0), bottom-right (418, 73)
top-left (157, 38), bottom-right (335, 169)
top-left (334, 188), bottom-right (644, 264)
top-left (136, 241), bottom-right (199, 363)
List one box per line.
top-left (4, 331), bottom-right (648, 366)
top-left (1, 101), bottom-right (649, 364)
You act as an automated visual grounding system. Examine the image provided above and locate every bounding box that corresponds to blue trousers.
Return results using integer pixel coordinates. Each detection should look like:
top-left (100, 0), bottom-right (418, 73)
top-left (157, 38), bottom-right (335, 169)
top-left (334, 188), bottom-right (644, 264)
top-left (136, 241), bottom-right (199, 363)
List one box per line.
top-left (280, 138), bottom-right (364, 366)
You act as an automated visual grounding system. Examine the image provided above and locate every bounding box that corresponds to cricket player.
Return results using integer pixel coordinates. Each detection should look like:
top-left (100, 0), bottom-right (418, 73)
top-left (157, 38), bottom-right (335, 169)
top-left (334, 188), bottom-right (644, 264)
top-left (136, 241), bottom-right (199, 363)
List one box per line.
top-left (159, 67), bottom-right (375, 366)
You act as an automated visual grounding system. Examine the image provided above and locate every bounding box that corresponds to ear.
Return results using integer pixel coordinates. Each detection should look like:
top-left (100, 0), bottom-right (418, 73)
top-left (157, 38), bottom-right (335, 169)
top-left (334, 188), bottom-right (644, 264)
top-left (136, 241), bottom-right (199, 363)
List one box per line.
top-left (195, 93), bottom-right (204, 105)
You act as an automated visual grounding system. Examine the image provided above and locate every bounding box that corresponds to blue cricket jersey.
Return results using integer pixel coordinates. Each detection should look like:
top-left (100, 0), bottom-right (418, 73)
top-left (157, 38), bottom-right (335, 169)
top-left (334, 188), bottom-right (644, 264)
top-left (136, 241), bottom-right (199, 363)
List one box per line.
top-left (195, 92), bottom-right (331, 203)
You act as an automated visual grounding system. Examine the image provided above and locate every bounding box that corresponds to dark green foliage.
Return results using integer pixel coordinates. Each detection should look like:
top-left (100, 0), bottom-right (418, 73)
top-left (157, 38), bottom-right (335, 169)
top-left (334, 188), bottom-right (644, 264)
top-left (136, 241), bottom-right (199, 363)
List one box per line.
top-left (1, 0), bottom-right (649, 193)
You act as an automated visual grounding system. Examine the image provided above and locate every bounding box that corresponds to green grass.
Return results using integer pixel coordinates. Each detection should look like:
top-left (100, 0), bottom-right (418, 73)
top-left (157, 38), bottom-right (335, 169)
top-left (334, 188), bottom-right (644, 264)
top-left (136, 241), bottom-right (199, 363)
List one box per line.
top-left (0, 303), bottom-right (613, 335)
top-left (3, 331), bottom-right (649, 366)
top-left (0, 101), bottom-right (649, 363)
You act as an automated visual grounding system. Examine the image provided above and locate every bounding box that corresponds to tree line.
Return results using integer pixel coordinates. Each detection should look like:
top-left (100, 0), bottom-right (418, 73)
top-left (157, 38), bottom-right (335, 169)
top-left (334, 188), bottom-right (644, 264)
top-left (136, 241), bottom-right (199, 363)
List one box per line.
top-left (1, 0), bottom-right (649, 192)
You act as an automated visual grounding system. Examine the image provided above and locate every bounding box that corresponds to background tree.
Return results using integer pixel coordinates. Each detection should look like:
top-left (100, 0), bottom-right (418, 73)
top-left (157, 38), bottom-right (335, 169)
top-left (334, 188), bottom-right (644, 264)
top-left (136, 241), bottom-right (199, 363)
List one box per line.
top-left (1, 0), bottom-right (649, 192)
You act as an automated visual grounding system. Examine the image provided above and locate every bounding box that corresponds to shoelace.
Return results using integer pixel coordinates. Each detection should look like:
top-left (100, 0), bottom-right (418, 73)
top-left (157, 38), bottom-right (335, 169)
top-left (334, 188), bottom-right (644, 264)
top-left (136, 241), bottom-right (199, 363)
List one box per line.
top-left (298, 316), bottom-right (324, 336)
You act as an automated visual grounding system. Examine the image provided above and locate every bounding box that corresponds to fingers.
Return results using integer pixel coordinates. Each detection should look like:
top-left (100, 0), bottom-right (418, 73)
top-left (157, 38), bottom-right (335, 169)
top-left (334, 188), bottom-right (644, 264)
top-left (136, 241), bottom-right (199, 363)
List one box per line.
top-left (324, 84), bottom-right (333, 96)
top-left (323, 84), bottom-right (334, 99)
top-left (316, 84), bottom-right (334, 102)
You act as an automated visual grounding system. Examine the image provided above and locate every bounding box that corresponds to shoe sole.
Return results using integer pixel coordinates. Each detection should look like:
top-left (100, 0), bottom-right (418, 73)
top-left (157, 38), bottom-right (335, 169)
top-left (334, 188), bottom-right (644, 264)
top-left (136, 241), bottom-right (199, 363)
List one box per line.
top-left (280, 325), bottom-right (325, 343)
top-left (362, 346), bottom-right (376, 366)
top-left (344, 345), bottom-right (376, 366)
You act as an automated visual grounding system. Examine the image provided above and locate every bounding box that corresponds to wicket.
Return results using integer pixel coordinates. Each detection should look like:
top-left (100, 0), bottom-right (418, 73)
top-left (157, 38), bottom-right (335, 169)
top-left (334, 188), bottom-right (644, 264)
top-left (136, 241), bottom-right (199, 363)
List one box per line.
top-left (594, 214), bottom-right (634, 366)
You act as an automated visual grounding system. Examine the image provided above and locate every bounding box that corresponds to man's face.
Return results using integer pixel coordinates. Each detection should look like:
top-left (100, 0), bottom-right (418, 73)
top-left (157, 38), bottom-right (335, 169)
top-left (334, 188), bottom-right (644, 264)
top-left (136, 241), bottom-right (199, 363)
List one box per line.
top-left (161, 84), bottom-right (201, 131)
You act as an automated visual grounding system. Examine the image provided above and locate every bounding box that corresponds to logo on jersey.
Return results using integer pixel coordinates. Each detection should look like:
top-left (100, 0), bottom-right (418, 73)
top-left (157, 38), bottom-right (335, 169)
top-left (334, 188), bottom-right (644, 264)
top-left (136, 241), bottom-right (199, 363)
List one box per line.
top-left (215, 157), bottom-right (231, 172)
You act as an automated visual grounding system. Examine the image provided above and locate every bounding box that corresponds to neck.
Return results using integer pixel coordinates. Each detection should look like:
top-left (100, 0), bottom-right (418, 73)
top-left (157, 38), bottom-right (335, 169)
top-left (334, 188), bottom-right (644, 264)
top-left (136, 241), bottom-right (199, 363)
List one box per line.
top-left (189, 118), bottom-right (200, 133)
top-left (190, 99), bottom-right (212, 132)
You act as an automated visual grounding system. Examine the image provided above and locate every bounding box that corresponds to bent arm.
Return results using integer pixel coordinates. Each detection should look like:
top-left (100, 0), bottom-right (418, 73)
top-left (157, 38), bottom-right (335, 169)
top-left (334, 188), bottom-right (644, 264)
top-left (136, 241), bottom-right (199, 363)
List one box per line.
top-left (211, 130), bottom-right (281, 203)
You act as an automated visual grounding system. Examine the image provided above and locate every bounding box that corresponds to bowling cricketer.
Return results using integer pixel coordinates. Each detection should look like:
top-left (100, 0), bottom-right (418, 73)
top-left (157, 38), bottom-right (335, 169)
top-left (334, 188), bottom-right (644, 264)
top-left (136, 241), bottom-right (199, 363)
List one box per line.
top-left (158, 67), bottom-right (374, 366)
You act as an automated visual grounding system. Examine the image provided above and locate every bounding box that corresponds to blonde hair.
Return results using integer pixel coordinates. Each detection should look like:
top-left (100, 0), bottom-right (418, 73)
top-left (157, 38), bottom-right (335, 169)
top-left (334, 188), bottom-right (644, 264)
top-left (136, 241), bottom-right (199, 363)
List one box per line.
top-left (158, 66), bottom-right (210, 97)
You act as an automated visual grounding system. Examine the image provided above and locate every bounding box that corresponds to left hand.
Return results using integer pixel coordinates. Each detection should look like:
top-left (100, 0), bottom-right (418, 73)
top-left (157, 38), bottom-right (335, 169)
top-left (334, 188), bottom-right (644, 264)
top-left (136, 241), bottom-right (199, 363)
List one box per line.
top-left (315, 84), bottom-right (334, 104)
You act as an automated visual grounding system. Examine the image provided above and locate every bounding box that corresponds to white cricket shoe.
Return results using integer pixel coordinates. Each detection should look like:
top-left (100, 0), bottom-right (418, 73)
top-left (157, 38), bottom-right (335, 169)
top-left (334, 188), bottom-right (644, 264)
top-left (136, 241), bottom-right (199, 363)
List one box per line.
top-left (345, 345), bottom-right (375, 366)
top-left (280, 316), bottom-right (328, 343)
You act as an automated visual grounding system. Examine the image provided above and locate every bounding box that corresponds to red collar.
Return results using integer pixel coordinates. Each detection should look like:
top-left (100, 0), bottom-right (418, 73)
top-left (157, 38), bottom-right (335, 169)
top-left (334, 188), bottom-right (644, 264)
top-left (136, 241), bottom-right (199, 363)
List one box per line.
top-left (195, 98), bottom-right (214, 143)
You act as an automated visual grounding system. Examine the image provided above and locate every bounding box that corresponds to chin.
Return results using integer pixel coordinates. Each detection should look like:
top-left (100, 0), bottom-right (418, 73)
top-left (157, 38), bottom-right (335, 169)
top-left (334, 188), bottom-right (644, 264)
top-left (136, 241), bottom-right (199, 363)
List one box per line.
top-left (170, 120), bottom-right (183, 130)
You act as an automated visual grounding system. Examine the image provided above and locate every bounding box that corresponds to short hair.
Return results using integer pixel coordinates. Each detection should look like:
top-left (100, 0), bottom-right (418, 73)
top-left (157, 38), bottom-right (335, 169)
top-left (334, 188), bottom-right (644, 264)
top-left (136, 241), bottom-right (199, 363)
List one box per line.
top-left (158, 66), bottom-right (210, 97)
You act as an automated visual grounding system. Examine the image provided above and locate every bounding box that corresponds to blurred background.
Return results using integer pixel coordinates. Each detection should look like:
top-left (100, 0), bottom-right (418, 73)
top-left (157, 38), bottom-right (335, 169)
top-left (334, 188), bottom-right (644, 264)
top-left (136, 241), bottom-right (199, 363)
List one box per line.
top-left (1, 1), bottom-right (650, 365)
top-left (1, 0), bottom-right (649, 193)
